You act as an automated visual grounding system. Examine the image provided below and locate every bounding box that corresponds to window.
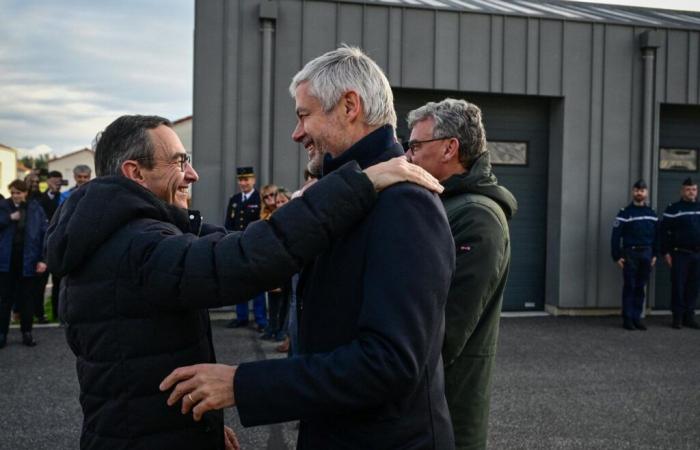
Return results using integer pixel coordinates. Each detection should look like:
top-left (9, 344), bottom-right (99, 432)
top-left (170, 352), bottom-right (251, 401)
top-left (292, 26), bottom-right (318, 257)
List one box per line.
top-left (660, 148), bottom-right (698, 172)
top-left (488, 141), bottom-right (528, 166)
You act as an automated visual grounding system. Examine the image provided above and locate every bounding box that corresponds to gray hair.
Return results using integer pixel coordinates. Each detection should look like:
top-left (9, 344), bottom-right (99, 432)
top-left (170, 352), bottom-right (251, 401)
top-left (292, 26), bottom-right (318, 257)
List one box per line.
top-left (407, 98), bottom-right (486, 169)
top-left (289, 45), bottom-right (397, 128)
top-left (73, 164), bottom-right (92, 175)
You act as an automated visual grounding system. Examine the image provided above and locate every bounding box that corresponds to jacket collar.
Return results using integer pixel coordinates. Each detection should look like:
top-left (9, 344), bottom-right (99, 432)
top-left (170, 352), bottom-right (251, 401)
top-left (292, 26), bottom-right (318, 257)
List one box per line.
top-left (322, 125), bottom-right (402, 175)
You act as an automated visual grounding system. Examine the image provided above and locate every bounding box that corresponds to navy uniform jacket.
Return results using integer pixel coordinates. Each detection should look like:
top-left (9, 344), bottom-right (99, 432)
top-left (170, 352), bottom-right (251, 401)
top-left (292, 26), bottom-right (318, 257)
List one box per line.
top-left (610, 203), bottom-right (658, 261)
top-left (235, 125), bottom-right (456, 450)
top-left (224, 190), bottom-right (260, 231)
top-left (659, 199), bottom-right (700, 254)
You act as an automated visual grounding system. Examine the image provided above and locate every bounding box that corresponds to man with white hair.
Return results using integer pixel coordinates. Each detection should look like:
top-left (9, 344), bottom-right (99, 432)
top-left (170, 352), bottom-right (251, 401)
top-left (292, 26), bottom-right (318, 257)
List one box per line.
top-left (161, 46), bottom-right (456, 450)
top-left (406, 98), bottom-right (516, 450)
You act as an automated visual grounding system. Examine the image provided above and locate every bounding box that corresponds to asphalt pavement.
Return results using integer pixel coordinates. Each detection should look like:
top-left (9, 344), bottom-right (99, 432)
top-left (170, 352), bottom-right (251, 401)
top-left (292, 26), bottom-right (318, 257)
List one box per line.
top-left (0, 315), bottom-right (698, 449)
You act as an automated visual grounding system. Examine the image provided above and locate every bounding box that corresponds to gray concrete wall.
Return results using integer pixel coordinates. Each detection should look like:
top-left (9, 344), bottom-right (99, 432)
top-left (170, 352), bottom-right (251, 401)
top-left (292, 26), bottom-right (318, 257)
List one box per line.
top-left (193, 0), bottom-right (700, 309)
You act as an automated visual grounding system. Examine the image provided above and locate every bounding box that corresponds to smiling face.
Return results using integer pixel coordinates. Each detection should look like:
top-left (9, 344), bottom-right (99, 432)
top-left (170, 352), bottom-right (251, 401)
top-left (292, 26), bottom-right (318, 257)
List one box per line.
top-left (237, 176), bottom-right (255, 194)
top-left (10, 187), bottom-right (27, 204)
top-left (74, 171), bottom-right (91, 186)
top-left (291, 82), bottom-right (352, 175)
top-left (140, 125), bottom-right (199, 209)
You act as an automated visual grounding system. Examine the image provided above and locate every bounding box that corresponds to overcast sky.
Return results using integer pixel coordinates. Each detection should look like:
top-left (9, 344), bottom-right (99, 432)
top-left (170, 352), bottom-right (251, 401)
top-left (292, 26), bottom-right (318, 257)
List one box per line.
top-left (1, 0), bottom-right (698, 157)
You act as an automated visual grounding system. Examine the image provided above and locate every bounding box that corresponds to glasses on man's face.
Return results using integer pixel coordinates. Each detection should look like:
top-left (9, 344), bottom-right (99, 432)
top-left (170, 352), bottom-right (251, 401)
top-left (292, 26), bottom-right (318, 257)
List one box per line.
top-left (135, 153), bottom-right (191, 171)
top-left (403, 136), bottom-right (455, 154)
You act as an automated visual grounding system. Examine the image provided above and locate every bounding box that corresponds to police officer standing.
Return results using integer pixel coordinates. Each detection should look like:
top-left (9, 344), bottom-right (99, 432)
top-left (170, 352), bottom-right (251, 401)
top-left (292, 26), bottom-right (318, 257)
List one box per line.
top-left (223, 167), bottom-right (268, 330)
top-left (660, 177), bottom-right (700, 330)
top-left (611, 180), bottom-right (658, 330)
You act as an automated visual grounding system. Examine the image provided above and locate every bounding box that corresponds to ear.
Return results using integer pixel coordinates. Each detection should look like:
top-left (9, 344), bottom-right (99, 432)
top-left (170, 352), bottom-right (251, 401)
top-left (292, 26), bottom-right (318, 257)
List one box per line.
top-left (120, 160), bottom-right (148, 187)
top-left (340, 90), bottom-right (362, 123)
top-left (442, 138), bottom-right (460, 162)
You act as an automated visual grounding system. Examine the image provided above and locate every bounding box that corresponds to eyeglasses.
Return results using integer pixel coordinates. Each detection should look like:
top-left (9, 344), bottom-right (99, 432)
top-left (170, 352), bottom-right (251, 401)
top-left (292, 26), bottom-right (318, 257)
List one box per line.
top-left (263, 193), bottom-right (277, 200)
top-left (134, 153), bottom-right (191, 171)
top-left (403, 136), bottom-right (455, 154)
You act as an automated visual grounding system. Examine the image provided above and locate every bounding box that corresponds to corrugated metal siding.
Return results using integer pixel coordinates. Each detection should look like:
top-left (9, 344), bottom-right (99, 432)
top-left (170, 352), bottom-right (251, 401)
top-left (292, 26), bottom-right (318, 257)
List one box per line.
top-left (193, 0), bottom-right (700, 308)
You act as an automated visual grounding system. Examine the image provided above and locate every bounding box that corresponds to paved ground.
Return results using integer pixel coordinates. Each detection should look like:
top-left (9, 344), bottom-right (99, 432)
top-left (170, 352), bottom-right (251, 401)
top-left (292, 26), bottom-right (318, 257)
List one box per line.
top-left (0, 315), bottom-right (698, 449)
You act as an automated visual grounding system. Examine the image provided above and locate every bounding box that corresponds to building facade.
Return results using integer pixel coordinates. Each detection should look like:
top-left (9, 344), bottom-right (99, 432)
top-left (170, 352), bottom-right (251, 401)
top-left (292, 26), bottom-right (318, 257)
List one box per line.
top-left (192, 0), bottom-right (700, 312)
top-left (48, 148), bottom-right (95, 190)
top-left (0, 144), bottom-right (18, 198)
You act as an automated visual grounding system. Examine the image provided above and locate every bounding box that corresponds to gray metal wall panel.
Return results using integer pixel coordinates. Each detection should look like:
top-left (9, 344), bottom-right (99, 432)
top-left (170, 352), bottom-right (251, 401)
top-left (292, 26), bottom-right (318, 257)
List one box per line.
top-left (666, 30), bottom-right (689, 104)
top-left (337, 3), bottom-right (363, 46)
top-left (302, 1), bottom-right (337, 62)
top-left (387, 8), bottom-right (403, 85)
top-left (459, 14), bottom-right (491, 92)
top-left (490, 15), bottom-right (504, 92)
top-left (273, 0), bottom-right (304, 189)
top-left (688, 32), bottom-right (699, 103)
top-left (539, 20), bottom-right (563, 96)
top-left (192, 0), bottom-right (226, 223)
top-left (526, 18), bottom-right (539, 95)
top-left (545, 99), bottom-right (564, 309)
top-left (402, 9), bottom-right (434, 88)
top-left (656, 30), bottom-right (668, 103)
top-left (364, 6), bottom-right (390, 72)
top-left (435, 11), bottom-right (460, 90)
top-left (503, 17), bottom-right (528, 94)
top-left (558, 22), bottom-right (593, 308)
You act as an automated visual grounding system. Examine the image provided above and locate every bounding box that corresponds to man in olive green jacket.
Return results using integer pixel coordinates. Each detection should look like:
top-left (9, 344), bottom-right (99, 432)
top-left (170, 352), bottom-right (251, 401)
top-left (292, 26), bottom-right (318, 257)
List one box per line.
top-left (407, 98), bottom-right (517, 450)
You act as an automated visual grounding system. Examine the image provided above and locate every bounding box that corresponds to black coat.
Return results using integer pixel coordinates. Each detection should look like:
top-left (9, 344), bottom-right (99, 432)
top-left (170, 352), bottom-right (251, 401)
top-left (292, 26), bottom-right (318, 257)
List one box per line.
top-left (46, 164), bottom-right (376, 450)
top-left (235, 126), bottom-right (456, 449)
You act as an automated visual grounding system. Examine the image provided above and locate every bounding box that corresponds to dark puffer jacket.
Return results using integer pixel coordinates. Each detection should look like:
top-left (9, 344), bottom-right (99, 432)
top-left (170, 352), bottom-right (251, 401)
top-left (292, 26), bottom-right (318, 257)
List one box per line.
top-left (46, 164), bottom-right (376, 450)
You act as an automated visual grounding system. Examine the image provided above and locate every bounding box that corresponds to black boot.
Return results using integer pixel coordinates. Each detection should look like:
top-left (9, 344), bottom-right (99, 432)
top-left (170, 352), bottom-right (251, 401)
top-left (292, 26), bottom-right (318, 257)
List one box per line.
top-left (0, 334), bottom-right (6, 349)
top-left (623, 318), bottom-right (635, 331)
top-left (682, 314), bottom-right (700, 329)
top-left (633, 320), bottom-right (647, 331)
top-left (22, 332), bottom-right (36, 347)
top-left (672, 314), bottom-right (682, 329)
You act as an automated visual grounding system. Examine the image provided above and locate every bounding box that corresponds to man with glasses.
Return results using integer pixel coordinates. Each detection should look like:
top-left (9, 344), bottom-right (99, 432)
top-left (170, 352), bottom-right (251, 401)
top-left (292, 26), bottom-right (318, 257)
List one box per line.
top-left (224, 167), bottom-right (267, 330)
top-left (406, 98), bottom-right (517, 450)
top-left (45, 114), bottom-right (440, 450)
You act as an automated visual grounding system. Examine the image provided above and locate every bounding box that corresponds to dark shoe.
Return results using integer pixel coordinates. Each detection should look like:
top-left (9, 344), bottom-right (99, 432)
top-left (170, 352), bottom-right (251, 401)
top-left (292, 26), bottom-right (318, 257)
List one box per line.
top-left (225, 319), bottom-right (249, 329)
top-left (682, 318), bottom-right (700, 329)
top-left (35, 317), bottom-right (49, 325)
top-left (623, 318), bottom-right (635, 331)
top-left (0, 334), bottom-right (6, 349)
top-left (22, 332), bottom-right (37, 347)
top-left (633, 320), bottom-right (647, 331)
top-left (260, 332), bottom-right (274, 340)
top-left (672, 315), bottom-right (683, 329)
top-left (255, 324), bottom-right (266, 332)
top-left (274, 332), bottom-right (287, 342)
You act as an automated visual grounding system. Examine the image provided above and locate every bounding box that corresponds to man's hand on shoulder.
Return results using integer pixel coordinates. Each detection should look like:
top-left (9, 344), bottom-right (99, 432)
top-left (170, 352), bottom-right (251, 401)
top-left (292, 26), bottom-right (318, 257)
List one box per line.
top-left (160, 363), bottom-right (237, 421)
top-left (364, 156), bottom-right (443, 194)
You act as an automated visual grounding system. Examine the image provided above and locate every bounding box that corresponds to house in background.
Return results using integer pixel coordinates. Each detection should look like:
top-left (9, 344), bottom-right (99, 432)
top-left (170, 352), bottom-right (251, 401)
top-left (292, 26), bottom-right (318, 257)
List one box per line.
top-left (48, 148), bottom-right (95, 190)
top-left (0, 144), bottom-right (18, 198)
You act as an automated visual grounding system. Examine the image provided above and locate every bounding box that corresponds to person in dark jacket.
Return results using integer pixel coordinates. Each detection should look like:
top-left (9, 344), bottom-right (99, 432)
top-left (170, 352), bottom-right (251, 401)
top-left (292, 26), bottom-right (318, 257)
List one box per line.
top-left (659, 177), bottom-right (700, 329)
top-left (0, 179), bottom-right (49, 348)
top-left (38, 170), bottom-right (65, 322)
top-left (610, 180), bottom-right (658, 330)
top-left (46, 114), bottom-right (440, 450)
top-left (161, 46), bottom-right (455, 450)
top-left (406, 98), bottom-right (517, 450)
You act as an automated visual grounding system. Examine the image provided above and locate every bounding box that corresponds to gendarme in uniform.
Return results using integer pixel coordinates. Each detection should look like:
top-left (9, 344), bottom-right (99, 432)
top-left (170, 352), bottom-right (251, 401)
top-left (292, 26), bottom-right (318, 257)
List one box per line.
top-left (224, 167), bottom-right (260, 232)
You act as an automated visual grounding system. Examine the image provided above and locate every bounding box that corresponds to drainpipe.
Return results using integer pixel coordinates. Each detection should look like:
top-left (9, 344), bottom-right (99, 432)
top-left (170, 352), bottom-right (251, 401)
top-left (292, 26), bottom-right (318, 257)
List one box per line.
top-left (639, 30), bottom-right (660, 310)
top-left (640, 30), bottom-right (660, 205)
top-left (259, 1), bottom-right (278, 185)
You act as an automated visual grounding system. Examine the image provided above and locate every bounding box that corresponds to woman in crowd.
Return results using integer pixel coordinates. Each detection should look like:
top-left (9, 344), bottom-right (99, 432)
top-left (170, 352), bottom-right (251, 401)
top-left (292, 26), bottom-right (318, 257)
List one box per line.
top-left (0, 180), bottom-right (48, 348)
top-left (259, 184), bottom-right (278, 221)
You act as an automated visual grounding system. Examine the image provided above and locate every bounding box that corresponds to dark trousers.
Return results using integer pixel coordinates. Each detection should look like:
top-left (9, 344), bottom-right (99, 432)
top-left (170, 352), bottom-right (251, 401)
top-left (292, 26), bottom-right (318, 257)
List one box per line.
top-left (236, 292), bottom-right (268, 327)
top-left (670, 250), bottom-right (700, 317)
top-left (33, 272), bottom-right (49, 320)
top-left (265, 289), bottom-right (289, 336)
top-left (0, 261), bottom-right (35, 335)
top-left (621, 248), bottom-right (652, 321)
top-left (51, 272), bottom-right (62, 322)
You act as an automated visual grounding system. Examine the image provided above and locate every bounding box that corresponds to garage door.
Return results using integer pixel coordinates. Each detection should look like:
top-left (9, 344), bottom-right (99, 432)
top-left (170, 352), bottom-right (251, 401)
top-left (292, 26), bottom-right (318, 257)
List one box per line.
top-left (394, 90), bottom-right (549, 311)
top-left (654, 104), bottom-right (700, 310)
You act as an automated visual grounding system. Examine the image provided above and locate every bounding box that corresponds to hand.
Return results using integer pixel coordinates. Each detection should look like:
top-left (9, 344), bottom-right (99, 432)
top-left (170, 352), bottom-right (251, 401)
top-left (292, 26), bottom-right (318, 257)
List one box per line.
top-left (10, 211), bottom-right (20, 221)
top-left (364, 156), bottom-right (443, 194)
top-left (616, 258), bottom-right (625, 269)
top-left (36, 262), bottom-right (47, 274)
top-left (160, 363), bottom-right (237, 421)
top-left (651, 257), bottom-right (657, 267)
top-left (665, 254), bottom-right (672, 267)
top-left (224, 426), bottom-right (241, 450)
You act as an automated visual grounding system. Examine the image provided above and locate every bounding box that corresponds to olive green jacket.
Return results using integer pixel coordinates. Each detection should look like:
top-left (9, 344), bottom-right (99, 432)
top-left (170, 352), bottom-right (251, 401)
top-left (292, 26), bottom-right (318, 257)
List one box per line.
top-left (440, 153), bottom-right (517, 450)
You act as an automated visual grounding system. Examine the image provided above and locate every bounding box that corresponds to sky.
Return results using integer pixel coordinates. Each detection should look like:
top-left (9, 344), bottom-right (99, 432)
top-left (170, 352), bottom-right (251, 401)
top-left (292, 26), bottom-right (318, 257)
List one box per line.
top-left (1, 0), bottom-right (699, 158)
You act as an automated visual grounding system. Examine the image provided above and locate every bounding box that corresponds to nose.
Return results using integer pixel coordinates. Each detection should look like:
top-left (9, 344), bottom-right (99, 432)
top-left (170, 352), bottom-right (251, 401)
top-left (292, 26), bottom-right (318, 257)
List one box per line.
top-left (291, 120), bottom-right (304, 143)
top-left (184, 162), bottom-right (199, 183)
